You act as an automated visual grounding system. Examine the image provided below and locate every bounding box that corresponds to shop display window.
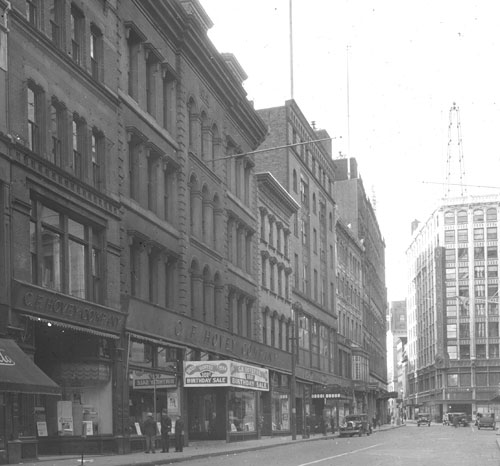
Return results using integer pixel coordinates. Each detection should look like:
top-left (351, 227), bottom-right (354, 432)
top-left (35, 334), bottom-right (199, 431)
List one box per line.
top-left (228, 389), bottom-right (256, 432)
top-left (271, 392), bottom-right (290, 431)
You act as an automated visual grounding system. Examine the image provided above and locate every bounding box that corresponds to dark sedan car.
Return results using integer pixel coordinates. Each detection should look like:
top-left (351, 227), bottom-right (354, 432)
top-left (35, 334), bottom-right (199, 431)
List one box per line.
top-left (339, 414), bottom-right (372, 437)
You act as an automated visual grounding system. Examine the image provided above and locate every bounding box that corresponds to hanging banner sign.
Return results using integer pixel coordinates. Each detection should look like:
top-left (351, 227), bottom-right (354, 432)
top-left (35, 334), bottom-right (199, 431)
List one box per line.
top-left (183, 360), bottom-right (269, 391)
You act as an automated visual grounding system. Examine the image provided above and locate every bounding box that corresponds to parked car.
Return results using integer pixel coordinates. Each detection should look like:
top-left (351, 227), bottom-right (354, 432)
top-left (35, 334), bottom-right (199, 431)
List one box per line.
top-left (444, 412), bottom-right (469, 427)
top-left (417, 412), bottom-right (431, 427)
top-left (477, 413), bottom-right (496, 430)
top-left (339, 414), bottom-right (372, 437)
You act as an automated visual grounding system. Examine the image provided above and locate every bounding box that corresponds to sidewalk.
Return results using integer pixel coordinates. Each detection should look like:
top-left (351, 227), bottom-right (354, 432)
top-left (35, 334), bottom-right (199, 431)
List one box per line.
top-left (17, 423), bottom-right (403, 466)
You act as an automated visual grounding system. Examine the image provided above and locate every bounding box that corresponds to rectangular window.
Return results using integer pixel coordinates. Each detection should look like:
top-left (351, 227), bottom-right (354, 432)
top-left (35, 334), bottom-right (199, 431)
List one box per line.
top-left (445, 268), bottom-right (456, 281)
top-left (488, 322), bottom-right (499, 338)
top-left (127, 28), bottom-right (142, 100)
top-left (27, 0), bottom-right (39, 27)
top-left (459, 323), bottom-right (470, 338)
top-left (488, 264), bottom-right (498, 278)
top-left (31, 200), bottom-right (102, 302)
top-left (445, 248), bottom-right (456, 262)
top-left (487, 227), bottom-right (497, 240)
top-left (475, 284), bottom-right (485, 298)
top-left (72, 116), bottom-right (85, 179)
top-left (70, 4), bottom-right (84, 65)
top-left (445, 230), bottom-right (455, 243)
top-left (489, 344), bottom-right (499, 358)
top-left (447, 373), bottom-right (458, 386)
top-left (474, 228), bottom-right (484, 241)
top-left (458, 266), bottom-right (468, 280)
top-left (50, 0), bottom-right (64, 48)
top-left (90, 25), bottom-right (103, 81)
top-left (457, 229), bottom-right (468, 242)
top-left (49, 99), bottom-right (64, 166)
top-left (475, 246), bottom-right (485, 260)
top-left (458, 248), bottom-right (468, 261)
top-left (146, 52), bottom-right (158, 115)
top-left (91, 129), bottom-right (104, 190)
top-left (476, 344), bottom-right (487, 359)
top-left (147, 154), bottom-right (158, 213)
top-left (128, 138), bottom-right (139, 201)
top-left (476, 322), bottom-right (486, 338)
top-left (475, 265), bottom-right (485, 279)
top-left (487, 246), bottom-right (498, 259)
top-left (459, 344), bottom-right (470, 359)
top-left (27, 83), bottom-right (41, 154)
top-left (447, 323), bottom-right (457, 339)
top-left (476, 302), bottom-right (485, 316)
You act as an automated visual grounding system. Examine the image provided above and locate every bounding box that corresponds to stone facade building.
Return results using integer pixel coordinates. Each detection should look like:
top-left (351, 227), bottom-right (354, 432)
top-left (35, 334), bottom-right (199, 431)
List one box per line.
top-left (407, 194), bottom-right (500, 422)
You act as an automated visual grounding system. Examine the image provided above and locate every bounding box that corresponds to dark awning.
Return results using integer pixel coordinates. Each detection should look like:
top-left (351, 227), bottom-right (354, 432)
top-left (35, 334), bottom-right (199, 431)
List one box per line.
top-left (0, 338), bottom-right (60, 395)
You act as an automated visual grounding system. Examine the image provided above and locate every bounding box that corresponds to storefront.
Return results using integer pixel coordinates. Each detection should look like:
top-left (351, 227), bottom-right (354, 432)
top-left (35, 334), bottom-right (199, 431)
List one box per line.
top-left (259, 371), bottom-right (291, 436)
top-left (126, 335), bottom-right (183, 452)
top-left (11, 280), bottom-right (126, 456)
top-left (183, 360), bottom-right (269, 442)
top-left (0, 337), bottom-right (61, 465)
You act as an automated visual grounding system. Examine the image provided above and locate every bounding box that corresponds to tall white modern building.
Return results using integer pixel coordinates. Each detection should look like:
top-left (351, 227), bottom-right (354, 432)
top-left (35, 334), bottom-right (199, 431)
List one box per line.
top-left (407, 195), bottom-right (500, 422)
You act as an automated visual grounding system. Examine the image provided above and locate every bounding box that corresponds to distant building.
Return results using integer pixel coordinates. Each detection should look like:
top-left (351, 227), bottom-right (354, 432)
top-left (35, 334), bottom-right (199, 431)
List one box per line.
top-left (407, 194), bottom-right (500, 421)
top-left (387, 300), bottom-right (407, 422)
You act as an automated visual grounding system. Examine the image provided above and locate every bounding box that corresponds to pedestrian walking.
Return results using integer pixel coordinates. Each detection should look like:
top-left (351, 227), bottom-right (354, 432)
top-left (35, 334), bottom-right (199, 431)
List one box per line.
top-left (175, 416), bottom-right (184, 452)
top-left (160, 410), bottom-right (172, 453)
top-left (143, 412), bottom-right (157, 453)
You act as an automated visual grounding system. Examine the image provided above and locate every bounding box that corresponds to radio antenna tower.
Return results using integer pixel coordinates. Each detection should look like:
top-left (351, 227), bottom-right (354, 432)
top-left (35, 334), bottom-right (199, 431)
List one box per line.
top-left (444, 102), bottom-right (467, 198)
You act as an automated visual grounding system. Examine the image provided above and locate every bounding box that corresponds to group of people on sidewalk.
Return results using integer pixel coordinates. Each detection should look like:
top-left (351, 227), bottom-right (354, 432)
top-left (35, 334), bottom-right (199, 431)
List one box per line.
top-left (142, 410), bottom-right (184, 454)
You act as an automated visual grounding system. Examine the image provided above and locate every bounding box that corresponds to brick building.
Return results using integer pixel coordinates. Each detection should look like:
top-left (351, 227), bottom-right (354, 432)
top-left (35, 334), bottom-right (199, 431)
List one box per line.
top-left (255, 100), bottom-right (351, 434)
top-left (333, 158), bottom-right (388, 422)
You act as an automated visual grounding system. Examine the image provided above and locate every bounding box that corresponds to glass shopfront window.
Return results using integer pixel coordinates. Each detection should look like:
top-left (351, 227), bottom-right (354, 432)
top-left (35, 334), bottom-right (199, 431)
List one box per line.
top-left (127, 339), bottom-right (181, 432)
top-left (271, 392), bottom-right (290, 431)
top-left (228, 389), bottom-right (257, 433)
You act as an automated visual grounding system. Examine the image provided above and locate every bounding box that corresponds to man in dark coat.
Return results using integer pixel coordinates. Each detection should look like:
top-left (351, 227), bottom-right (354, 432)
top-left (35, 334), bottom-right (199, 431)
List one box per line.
top-left (143, 412), bottom-right (157, 453)
top-left (160, 411), bottom-right (172, 453)
top-left (174, 417), bottom-right (184, 452)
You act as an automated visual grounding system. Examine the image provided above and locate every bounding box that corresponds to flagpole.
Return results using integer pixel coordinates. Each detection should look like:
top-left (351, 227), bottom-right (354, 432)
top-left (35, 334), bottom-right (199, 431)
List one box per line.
top-left (289, 0), bottom-right (294, 99)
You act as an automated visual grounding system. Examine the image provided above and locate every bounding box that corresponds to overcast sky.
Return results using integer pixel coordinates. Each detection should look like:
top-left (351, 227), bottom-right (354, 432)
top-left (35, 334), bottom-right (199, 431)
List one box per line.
top-left (201, 0), bottom-right (500, 302)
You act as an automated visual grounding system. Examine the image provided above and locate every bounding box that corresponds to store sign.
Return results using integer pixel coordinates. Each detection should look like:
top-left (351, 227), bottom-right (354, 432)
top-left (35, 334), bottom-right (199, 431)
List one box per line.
top-left (12, 280), bottom-right (124, 333)
top-left (132, 371), bottom-right (177, 389)
top-left (0, 349), bottom-right (14, 366)
top-left (183, 360), bottom-right (269, 391)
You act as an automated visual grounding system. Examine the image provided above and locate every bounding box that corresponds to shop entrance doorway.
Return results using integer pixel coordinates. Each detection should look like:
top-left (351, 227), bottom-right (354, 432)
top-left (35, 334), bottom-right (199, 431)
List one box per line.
top-left (187, 388), bottom-right (226, 440)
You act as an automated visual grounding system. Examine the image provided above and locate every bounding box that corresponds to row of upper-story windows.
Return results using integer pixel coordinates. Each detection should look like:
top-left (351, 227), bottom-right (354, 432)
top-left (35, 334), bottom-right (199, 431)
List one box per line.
top-left (444, 226), bottom-right (497, 243)
top-left (27, 81), bottom-right (106, 190)
top-left (25, 1), bottom-right (104, 83)
top-left (259, 210), bottom-right (290, 257)
top-left (288, 125), bottom-right (334, 196)
top-left (125, 22), bottom-right (253, 207)
top-left (444, 207), bottom-right (498, 225)
top-left (292, 172), bottom-right (334, 229)
top-left (445, 245), bottom-right (499, 262)
top-left (128, 133), bottom-right (177, 224)
top-left (260, 254), bottom-right (291, 300)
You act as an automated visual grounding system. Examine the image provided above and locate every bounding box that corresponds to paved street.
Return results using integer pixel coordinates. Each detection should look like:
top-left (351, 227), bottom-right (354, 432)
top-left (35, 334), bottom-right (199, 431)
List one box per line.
top-left (15, 422), bottom-right (500, 466)
top-left (178, 423), bottom-right (500, 466)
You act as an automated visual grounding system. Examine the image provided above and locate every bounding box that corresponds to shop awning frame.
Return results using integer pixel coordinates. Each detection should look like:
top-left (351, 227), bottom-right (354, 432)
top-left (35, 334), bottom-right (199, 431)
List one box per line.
top-left (0, 338), bottom-right (61, 395)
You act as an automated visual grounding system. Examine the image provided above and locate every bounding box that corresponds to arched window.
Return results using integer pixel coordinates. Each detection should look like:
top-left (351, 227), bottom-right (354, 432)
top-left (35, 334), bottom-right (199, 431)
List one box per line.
top-left (202, 265), bottom-right (210, 322)
top-left (444, 211), bottom-right (455, 225)
top-left (293, 169), bottom-right (298, 193)
top-left (213, 193), bottom-right (220, 250)
top-left (189, 259), bottom-right (200, 316)
top-left (474, 209), bottom-right (484, 223)
top-left (187, 98), bottom-right (196, 151)
top-left (200, 111), bottom-right (208, 159)
top-left (487, 208), bottom-right (497, 222)
top-left (189, 174), bottom-right (199, 236)
top-left (312, 193), bottom-right (317, 214)
top-left (201, 184), bottom-right (210, 243)
top-left (457, 210), bottom-right (468, 224)
top-left (211, 124), bottom-right (219, 166)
